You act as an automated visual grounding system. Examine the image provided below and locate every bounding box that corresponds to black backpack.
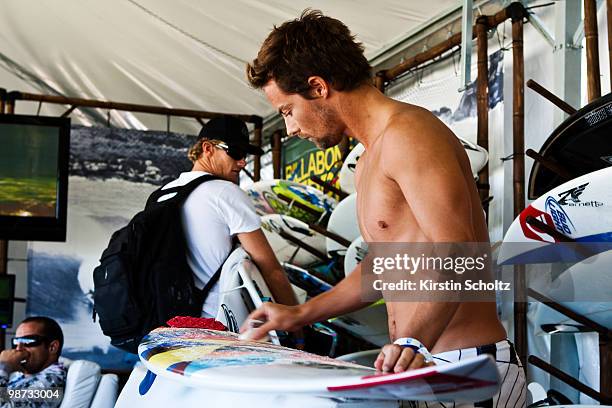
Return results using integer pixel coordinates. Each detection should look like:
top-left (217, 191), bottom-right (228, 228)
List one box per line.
top-left (93, 174), bottom-right (222, 353)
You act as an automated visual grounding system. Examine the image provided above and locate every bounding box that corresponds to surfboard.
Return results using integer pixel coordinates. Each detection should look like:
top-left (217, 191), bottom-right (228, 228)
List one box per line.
top-left (498, 167), bottom-right (612, 265)
top-left (459, 137), bottom-right (489, 177)
top-left (116, 362), bottom-right (400, 408)
top-left (281, 261), bottom-right (388, 346)
top-left (214, 248), bottom-right (281, 344)
top-left (283, 263), bottom-right (333, 298)
top-left (344, 236), bottom-right (366, 276)
top-left (329, 300), bottom-right (390, 347)
top-left (338, 144), bottom-right (364, 194)
top-left (528, 92), bottom-right (612, 199)
top-left (338, 139), bottom-right (488, 195)
top-left (326, 193), bottom-right (359, 257)
top-left (532, 249), bottom-right (612, 331)
top-left (245, 179), bottom-right (338, 224)
top-left (261, 214), bottom-right (328, 266)
top-left (139, 327), bottom-right (500, 402)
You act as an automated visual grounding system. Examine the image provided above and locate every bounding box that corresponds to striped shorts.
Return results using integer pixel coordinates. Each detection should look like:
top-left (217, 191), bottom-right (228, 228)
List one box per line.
top-left (403, 340), bottom-right (526, 408)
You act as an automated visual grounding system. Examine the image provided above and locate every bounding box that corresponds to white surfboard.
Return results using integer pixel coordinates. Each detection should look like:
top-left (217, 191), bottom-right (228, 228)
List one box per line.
top-left (338, 144), bottom-right (364, 194)
top-left (116, 362), bottom-right (400, 408)
top-left (338, 140), bottom-right (488, 194)
top-left (344, 236), bottom-right (367, 276)
top-left (326, 193), bottom-right (359, 257)
top-left (138, 327), bottom-right (500, 402)
top-left (215, 248), bottom-right (280, 344)
top-left (498, 167), bottom-right (612, 265)
top-left (329, 300), bottom-right (390, 347)
top-left (459, 137), bottom-right (489, 177)
top-left (532, 249), bottom-right (612, 330)
top-left (261, 214), bottom-right (328, 266)
top-left (245, 179), bottom-right (337, 224)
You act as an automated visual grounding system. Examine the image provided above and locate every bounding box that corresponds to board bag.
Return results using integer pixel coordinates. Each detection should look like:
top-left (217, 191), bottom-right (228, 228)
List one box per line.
top-left (93, 174), bottom-right (221, 353)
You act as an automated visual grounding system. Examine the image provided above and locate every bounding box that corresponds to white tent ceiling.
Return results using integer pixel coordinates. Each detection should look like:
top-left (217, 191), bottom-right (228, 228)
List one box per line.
top-left (0, 0), bottom-right (463, 134)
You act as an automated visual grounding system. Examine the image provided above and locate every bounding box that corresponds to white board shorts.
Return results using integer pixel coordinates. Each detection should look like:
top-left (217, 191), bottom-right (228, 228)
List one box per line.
top-left (404, 340), bottom-right (526, 408)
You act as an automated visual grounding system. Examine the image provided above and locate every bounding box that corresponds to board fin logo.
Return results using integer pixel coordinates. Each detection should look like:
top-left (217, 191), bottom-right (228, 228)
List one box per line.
top-left (557, 182), bottom-right (604, 207)
top-left (558, 183), bottom-right (588, 205)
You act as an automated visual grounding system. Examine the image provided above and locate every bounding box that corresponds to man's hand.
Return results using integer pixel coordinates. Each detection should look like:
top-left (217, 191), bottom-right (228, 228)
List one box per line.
top-left (0, 349), bottom-right (29, 373)
top-left (374, 344), bottom-right (435, 373)
top-left (240, 303), bottom-right (304, 341)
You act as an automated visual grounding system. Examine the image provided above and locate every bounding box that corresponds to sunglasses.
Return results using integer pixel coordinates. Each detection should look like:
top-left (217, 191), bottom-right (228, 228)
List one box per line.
top-left (12, 335), bottom-right (48, 348)
top-left (211, 141), bottom-right (247, 161)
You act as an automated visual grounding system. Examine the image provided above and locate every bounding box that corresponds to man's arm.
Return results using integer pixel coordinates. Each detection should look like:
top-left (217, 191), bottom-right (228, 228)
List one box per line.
top-left (241, 261), bottom-right (374, 340)
top-left (375, 110), bottom-right (480, 372)
top-left (0, 349), bottom-right (29, 387)
top-left (237, 228), bottom-right (299, 307)
top-left (0, 361), bottom-right (65, 408)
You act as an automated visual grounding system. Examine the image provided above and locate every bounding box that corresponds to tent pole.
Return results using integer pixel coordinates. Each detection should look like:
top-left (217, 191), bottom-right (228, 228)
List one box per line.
top-left (511, 5), bottom-right (527, 368)
top-left (252, 116), bottom-right (262, 181)
top-left (476, 16), bottom-right (490, 220)
top-left (608, 0), bottom-right (612, 88)
top-left (272, 130), bottom-right (282, 179)
top-left (584, 0), bottom-right (602, 102)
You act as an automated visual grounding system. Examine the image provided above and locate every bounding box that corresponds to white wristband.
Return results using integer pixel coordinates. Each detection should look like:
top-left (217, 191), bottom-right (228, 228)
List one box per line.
top-left (393, 337), bottom-right (434, 363)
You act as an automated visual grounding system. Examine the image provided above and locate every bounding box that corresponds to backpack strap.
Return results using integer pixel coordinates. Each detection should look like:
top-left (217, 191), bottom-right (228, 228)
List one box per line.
top-left (199, 262), bottom-right (223, 303)
top-left (174, 174), bottom-right (221, 202)
top-left (197, 237), bottom-right (240, 308)
top-left (147, 174), bottom-right (221, 207)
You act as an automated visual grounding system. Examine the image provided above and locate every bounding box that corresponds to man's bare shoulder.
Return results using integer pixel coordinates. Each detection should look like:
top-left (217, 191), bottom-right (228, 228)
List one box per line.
top-left (381, 104), bottom-right (453, 157)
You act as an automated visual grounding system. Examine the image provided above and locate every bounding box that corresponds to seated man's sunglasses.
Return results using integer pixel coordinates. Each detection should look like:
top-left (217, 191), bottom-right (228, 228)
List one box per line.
top-left (211, 141), bottom-right (247, 161)
top-left (12, 335), bottom-right (48, 348)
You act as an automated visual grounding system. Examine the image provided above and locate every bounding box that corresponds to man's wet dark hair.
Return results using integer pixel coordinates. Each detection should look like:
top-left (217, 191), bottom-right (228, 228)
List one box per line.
top-left (22, 316), bottom-right (64, 355)
top-left (247, 9), bottom-right (372, 98)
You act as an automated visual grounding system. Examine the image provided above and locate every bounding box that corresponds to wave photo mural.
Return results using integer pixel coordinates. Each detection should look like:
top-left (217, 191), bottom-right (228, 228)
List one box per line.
top-left (27, 125), bottom-right (196, 369)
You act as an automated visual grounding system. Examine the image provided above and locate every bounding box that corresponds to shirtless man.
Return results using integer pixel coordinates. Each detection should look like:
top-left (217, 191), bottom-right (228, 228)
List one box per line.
top-left (243, 10), bottom-right (525, 406)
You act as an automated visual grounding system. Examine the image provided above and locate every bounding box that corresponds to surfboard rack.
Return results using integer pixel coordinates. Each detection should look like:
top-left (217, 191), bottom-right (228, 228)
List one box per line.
top-left (526, 79), bottom-right (577, 115)
top-left (528, 355), bottom-right (612, 404)
top-left (275, 191), bottom-right (353, 249)
top-left (309, 175), bottom-right (349, 200)
top-left (275, 192), bottom-right (329, 225)
top-left (527, 288), bottom-right (612, 404)
top-left (525, 149), bottom-right (573, 182)
top-left (277, 230), bottom-right (328, 262)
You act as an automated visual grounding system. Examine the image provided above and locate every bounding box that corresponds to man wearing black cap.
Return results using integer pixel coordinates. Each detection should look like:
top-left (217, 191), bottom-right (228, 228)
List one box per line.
top-left (158, 116), bottom-right (298, 320)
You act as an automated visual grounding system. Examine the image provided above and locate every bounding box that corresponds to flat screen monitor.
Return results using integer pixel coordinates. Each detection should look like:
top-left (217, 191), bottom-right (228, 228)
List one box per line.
top-left (0, 274), bottom-right (15, 328)
top-left (0, 114), bottom-right (70, 241)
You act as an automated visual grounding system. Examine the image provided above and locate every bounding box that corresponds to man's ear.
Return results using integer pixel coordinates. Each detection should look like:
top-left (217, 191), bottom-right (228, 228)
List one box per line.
top-left (49, 340), bottom-right (60, 355)
top-left (307, 76), bottom-right (329, 99)
top-left (201, 140), bottom-right (214, 155)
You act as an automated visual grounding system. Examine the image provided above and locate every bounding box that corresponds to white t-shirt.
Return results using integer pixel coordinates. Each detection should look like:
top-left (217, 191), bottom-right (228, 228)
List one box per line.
top-left (159, 171), bottom-right (261, 317)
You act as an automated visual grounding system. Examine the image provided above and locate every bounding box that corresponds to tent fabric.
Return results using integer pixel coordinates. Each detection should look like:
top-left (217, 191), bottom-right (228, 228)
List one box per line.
top-left (0, 0), bottom-right (457, 134)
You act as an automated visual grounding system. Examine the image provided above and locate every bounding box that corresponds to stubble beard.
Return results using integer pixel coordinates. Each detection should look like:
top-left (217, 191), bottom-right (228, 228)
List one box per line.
top-left (311, 105), bottom-right (344, 150)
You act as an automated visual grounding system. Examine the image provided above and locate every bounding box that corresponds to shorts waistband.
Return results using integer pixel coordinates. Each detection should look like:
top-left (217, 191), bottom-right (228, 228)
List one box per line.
top-left (432, 339), bottom-right (518, 364)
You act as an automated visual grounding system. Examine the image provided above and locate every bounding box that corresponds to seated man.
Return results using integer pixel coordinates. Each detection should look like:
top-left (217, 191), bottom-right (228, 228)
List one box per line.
top-left (0, 316), bottom-right (66, 408)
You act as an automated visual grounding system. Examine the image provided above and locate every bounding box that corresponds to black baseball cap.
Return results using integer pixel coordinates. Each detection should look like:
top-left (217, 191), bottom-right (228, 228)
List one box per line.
top-left (198, 116), bottom-right (264, 156)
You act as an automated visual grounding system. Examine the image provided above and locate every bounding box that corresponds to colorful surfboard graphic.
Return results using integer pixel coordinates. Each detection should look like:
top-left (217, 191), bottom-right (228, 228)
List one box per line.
top-left (245, 179), bottom-right (337, 224)
top-left (498, 167), bottom-right (612, 265)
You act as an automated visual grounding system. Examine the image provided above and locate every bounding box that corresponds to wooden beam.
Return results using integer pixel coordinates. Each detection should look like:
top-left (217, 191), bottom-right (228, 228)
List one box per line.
top-left (526, 79), bottom-right (577, 115)
top-left (476, 17), bottom-right (490, 218)
top-left (584, 0), bottom-right (602, 102)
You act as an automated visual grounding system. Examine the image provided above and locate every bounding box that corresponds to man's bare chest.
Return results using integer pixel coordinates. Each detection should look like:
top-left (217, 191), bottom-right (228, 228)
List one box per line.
top-left (354, 158), bottom-right (412, 241)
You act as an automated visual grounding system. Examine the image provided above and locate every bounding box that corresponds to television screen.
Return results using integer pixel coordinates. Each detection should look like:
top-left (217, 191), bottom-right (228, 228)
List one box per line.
top-left (0, 115), bottom-right (70, 241)
top-left (0, 274), bottom-right (15, 328)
